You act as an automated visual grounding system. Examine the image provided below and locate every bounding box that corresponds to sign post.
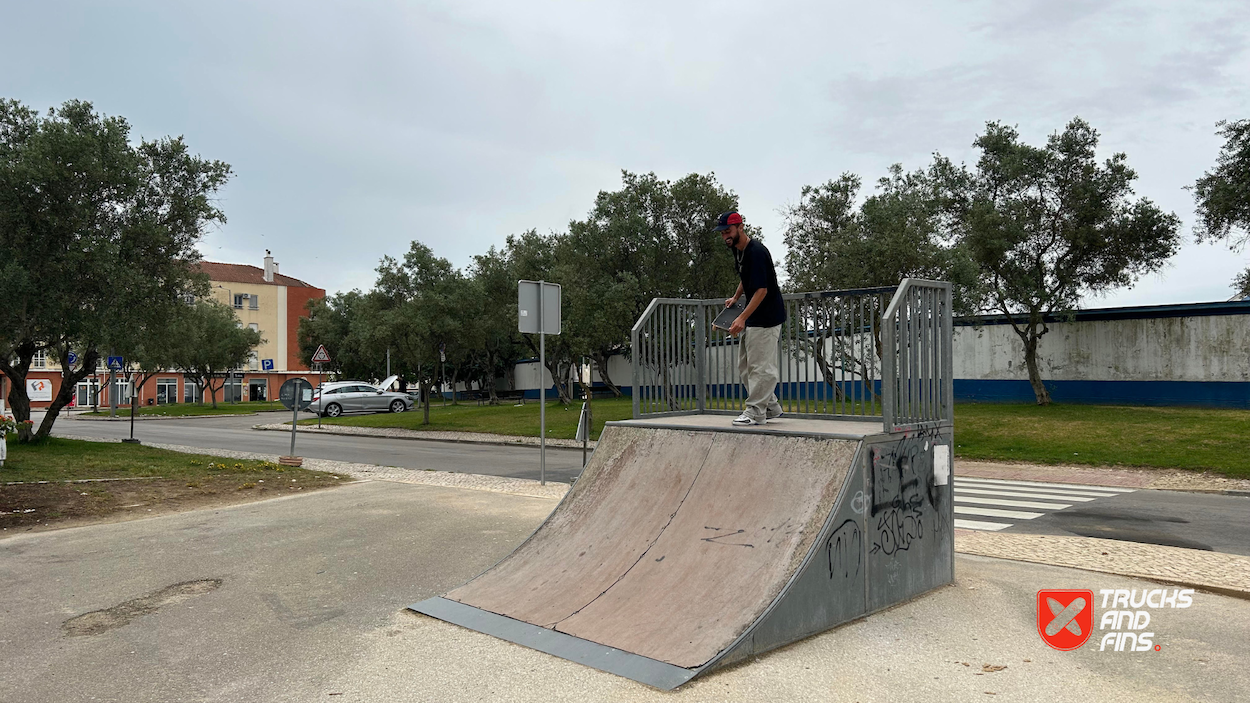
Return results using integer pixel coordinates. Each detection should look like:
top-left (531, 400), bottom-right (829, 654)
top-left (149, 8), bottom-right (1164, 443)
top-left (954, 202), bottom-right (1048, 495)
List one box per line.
top-left (518, 280), bottom-right (561, 485)
top-left (107, 355), bottom-right (124, 418)
top-left (123, 365), bottom-right (140, 444)
top-left (311, 345), bottom-right (331, 429)
top-left (278, 377), bottom-right (315, 467)
top-left (575, 400), bottom-right (592, 472)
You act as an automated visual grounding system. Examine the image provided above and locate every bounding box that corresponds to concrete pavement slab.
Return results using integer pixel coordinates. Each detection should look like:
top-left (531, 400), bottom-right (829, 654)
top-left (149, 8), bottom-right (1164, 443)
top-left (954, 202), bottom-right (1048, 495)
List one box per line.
top-left (0, 481), bottom-right (555, 703)
top-left (329, 555), bottom-right (1248, 703)
top-left (2, 479), bottom-right (1247, 702)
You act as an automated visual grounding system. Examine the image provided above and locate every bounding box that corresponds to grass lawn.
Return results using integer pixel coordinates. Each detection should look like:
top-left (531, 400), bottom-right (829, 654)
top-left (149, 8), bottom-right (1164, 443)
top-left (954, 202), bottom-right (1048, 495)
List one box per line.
top-left (82, 401), bottom-right (287, 417)
top-left (1, 436), bottom-right (344, 530)
top-left (954, 403), bottom-right (1250, 478)
top-left (300, 396), bottom-right (635, 441)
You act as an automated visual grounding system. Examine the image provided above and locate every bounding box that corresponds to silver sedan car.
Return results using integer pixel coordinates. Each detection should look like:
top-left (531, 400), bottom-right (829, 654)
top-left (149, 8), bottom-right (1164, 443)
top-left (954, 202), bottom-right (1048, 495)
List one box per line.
top-left (306, 375), bottom-right (413, 418)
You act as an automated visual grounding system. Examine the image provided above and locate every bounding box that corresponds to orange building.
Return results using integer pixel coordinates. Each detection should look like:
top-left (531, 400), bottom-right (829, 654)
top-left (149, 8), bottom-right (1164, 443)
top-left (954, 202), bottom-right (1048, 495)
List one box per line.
top-left (17, 253), bottom-right (325, 410)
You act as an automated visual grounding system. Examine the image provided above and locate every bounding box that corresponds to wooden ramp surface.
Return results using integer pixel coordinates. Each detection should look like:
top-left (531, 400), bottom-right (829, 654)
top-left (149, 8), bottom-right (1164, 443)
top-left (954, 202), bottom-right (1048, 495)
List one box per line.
top-left (447, 425), bottom-right (857, 668)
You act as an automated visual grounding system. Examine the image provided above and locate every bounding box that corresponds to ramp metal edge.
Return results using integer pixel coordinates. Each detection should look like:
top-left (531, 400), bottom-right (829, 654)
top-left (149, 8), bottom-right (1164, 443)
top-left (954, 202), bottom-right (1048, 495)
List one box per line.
top-left (408, 597), bottom-right (699, 690)
top-left (606, 420), bottom-right (875, 441)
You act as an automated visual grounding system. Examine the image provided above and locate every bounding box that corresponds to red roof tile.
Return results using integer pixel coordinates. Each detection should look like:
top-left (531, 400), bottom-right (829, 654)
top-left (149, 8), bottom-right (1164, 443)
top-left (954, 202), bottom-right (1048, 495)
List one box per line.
top-left (197, 261), bottom-right (317, 289)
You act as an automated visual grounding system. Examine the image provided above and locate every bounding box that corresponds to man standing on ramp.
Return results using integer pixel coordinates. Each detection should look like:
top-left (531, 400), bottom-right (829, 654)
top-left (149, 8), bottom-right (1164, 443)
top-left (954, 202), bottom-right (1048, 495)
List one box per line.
top-left (716, 210), bottom-right (787, 426)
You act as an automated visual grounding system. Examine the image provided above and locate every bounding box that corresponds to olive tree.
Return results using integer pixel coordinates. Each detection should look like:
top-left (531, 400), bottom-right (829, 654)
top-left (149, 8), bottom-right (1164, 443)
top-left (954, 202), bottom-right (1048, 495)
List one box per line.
top-left (0, 99), bottom-right (230, 441)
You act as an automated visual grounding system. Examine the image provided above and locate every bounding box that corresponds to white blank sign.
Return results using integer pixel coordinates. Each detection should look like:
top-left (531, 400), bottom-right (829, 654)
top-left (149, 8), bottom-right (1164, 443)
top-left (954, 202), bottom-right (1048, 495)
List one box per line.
top-left (518, 280), bottom-right (561, 335)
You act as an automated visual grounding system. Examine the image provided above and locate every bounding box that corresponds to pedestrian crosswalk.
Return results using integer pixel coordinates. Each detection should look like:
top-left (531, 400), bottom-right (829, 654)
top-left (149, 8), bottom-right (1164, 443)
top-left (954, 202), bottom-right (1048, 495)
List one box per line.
top-left (952, 476), bottom-right (1135, 532)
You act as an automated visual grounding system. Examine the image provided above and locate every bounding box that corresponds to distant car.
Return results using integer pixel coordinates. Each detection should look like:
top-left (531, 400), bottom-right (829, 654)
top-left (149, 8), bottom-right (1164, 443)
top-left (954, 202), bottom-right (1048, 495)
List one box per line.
top-left (306, 375), bottom-right (412, 417)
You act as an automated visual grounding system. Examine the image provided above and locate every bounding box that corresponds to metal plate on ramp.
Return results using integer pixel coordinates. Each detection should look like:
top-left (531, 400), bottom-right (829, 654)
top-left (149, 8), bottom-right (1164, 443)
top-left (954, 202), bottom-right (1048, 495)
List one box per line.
top-left (409, 597), bottom-right (697, 690)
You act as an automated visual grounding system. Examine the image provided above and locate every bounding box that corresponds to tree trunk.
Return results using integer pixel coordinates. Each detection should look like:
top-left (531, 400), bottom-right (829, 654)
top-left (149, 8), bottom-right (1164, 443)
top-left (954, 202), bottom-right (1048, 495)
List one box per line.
top-left (449, 366), bottom-right (461, 405)
top-left (484, 350), bottom-right (499, 405)
top-left (207, 376), bottom-right (221, 409)
top-left (6, 375), bottom-right (33, 443)
top-left (591, 354), bottom-right (622, 397)
top-left (0, 346), bottom-right (34, 442)
top-left (421, 380), bottom-right (431, 425)
top-left (544, 359), bottom-right (573, 405)
top-left (34, 361), bottom-right (96, 441)
top-left (1013, 319), bottom-right (1052, 406)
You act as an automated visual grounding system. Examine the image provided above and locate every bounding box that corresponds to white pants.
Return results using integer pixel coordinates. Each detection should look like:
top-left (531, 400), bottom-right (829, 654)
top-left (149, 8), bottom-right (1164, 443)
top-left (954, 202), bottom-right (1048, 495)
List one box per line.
top-left (738, 324), bottom-right (782, 421)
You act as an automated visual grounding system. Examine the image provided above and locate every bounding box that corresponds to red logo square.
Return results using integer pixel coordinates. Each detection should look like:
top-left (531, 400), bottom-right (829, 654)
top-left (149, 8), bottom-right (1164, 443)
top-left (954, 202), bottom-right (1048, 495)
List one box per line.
top-left (1037, 589), bottom-right (1094, 650)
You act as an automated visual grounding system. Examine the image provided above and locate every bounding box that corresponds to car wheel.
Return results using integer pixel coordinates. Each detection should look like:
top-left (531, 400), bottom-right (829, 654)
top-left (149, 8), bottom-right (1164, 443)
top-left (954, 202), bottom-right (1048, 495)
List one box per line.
top-left (389, 400), bottom-right (406, 413)
top-left (325, 403), bottom-right (343, 418)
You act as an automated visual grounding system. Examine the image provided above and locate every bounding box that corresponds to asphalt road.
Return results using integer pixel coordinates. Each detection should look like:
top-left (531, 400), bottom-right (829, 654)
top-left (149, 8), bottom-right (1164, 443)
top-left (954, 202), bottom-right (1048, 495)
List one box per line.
top-left (43, 410), bottom-right (1250, 556)
top-left (48, 410), bottom-right (589, 484)
top-left (1, 481), bottom-right (1246, 702)
top-left (1005, 488), bottom-right (1250, 556)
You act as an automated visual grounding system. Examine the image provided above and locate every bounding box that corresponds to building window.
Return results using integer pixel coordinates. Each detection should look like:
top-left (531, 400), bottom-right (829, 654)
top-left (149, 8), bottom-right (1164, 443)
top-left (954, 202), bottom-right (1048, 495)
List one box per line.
top-left (248, 351), bottom-right (259, 371)
top-left (224, 377), bottom-right (243, 403)
top-left (109, 379), bottom-right (133, 404)
top-left (249, 295), bottom-right (259, 310)
top-left (156, 378), bottom-right (179, 404)
top-left (32, 350), bottom-right (46, 369)
top-left (75, 381), bottom-right (100, 407)
top-left (184, 381), bottom-right (200, 404)
top-left (248, 323), bottom-right (259, 333)
top-left (234, 293), bottom-right (247, 309)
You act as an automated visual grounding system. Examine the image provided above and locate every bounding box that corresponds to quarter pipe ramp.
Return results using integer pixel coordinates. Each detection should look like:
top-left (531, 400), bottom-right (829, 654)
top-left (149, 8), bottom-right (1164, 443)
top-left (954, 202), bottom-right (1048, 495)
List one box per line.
top-left (410, 420), bottom-right (953, 689)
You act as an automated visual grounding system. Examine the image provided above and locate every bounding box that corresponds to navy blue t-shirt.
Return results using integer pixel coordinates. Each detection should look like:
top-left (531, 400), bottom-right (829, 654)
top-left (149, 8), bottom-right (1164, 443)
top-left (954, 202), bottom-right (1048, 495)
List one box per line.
top-left (734, 239), bottom-right (787, 328)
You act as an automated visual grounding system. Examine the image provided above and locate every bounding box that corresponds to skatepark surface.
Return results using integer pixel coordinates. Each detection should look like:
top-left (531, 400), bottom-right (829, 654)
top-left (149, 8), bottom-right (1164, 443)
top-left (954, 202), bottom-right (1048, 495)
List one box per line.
top-left (2, 477), bottom-right (1246, 703)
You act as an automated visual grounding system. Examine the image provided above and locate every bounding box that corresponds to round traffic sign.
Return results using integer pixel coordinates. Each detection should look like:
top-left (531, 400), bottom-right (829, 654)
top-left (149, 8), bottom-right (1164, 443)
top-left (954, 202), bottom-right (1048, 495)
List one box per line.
top-left (279, 378), bottom-right (315, 411)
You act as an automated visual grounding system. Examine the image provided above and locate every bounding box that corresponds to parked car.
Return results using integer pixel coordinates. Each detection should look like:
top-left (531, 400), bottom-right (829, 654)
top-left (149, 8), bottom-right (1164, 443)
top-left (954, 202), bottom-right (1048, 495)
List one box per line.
top-left (306, 375), bottom-right (412, 417)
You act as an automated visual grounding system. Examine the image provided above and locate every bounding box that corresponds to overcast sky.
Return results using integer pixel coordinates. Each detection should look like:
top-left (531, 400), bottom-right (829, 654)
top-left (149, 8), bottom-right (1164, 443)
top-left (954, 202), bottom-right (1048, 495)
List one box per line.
top-left (5, 0), bottom-right (1249, 306)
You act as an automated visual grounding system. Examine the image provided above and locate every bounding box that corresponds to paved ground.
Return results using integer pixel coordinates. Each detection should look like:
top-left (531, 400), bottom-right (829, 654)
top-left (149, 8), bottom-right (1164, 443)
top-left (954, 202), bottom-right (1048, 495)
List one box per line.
top-left (2, 479), bottom-right (1247, 702)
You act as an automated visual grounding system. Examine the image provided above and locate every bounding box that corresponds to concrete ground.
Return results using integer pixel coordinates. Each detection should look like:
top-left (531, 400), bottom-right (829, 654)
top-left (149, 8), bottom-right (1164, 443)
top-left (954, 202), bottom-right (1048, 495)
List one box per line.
top-left (1, 479), bottom-right (1246, 702)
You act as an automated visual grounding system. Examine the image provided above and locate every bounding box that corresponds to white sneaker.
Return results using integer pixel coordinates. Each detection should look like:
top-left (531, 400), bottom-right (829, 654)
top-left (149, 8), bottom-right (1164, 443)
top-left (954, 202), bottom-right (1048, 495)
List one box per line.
top-left (732, 414), bottom-right (760, 426)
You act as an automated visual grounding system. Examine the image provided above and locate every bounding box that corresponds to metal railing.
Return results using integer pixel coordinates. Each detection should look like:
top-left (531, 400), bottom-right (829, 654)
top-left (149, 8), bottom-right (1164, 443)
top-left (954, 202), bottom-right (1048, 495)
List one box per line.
top-left (880, 278), bottom-right (953, 431)
top-left (629, 279), bottom-right (953, 429)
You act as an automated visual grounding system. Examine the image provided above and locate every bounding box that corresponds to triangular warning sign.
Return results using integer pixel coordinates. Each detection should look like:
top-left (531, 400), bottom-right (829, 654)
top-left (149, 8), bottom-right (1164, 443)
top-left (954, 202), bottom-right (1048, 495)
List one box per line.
top-left (311, 345), bottom-right (331, 363)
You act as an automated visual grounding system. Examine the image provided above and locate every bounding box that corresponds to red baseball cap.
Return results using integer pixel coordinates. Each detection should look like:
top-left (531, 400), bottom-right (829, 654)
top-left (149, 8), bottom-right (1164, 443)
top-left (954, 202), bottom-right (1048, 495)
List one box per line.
top-left (713, 211), bottom-right (743, 231)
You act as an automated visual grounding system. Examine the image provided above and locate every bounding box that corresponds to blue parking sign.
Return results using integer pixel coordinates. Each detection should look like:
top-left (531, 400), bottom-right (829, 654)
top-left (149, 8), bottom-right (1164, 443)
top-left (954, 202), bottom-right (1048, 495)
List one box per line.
top-left (107, 356), bottom-right (124, 370)
top-left (67, 351), bottom-right (78, 366)
top-left (261, 359), bottom-right (275, 371)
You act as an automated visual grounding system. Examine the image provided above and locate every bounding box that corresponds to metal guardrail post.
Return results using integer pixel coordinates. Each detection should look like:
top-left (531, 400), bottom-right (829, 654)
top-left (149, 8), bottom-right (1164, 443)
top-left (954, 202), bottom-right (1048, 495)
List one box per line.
top-left (631, 324), bottom-right (641, 419)
top-left (942, 284), bottom-right (954, 424)
top-left (695, 302), bottom-right (707, 413)
top-left (882, 294), bottom-right (897, 431)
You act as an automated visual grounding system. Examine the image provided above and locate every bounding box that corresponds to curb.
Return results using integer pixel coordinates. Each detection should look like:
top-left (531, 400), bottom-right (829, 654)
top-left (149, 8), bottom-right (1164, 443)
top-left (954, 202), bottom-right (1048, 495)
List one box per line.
top-left (954, 531), bottom-right (1250, 601)
top-left (70, 412), bottom-right (287, 421)
top-left (958, 551), bottom-right (1250, 602)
